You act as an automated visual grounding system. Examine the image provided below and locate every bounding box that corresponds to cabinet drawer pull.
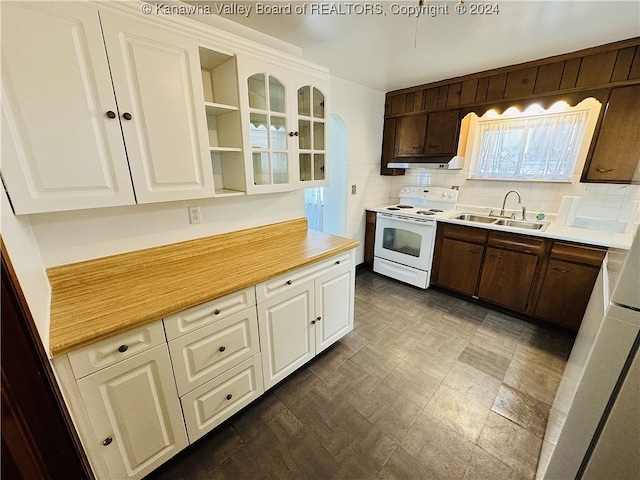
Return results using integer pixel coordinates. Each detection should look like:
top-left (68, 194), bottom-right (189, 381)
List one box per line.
top-left (288, 131), bottom-right (299, 137)
top-left (335, 260), bottom-right (341, 265)
top-left (102, 437), bottom-right (113, 446)
top-left (595, 168), bottom-right (614, 173)
top-left (226, 394), bottom-right (233, 400)
top-left (105, 110), bottom-right (117, 119)
top-left (286, 280), bottom-right (293, 285)
top-left (214, 308), bottom-right (221, 315)
top-left (311, 319), bottom-right (316, 325)
top-left (552, 266), bottom-right (570, 274)
top-left (122, 112), bottom-right (133, 121)
top-left (219, 346), bottom-right (226, 352)
top-left (316, 316), bottom-right (321, 322)
top-left (467, 249), bottom-right (478, 254)
top-left (488, 253), bottom-right (503, 258)
top-left (428, 144), bottom-right (439, 149)
top-left (117, 345), bottom-right (128, 353)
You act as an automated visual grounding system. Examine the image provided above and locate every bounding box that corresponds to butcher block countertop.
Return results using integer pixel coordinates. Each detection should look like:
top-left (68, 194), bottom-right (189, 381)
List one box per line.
top-left (47, 218), bottom-right (359, 357)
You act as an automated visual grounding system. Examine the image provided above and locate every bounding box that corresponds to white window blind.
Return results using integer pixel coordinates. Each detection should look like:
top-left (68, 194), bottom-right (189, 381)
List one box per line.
top-left (470, 109), bottom-right (590, 181)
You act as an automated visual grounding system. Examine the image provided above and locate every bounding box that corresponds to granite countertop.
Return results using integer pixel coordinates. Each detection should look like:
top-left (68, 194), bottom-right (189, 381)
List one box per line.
top-left (47, 218), bottom-right (359, 357)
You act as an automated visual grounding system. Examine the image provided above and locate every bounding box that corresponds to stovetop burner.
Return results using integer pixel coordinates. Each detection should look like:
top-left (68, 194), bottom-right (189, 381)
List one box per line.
top-left (416, 210), bottom-right (436, 215)
top-left (386, 207), bottom-right (400, 211)
top-left (429, 208), bottom-right (444, 213)
top-left (396, 205), bottom-right (414, 209)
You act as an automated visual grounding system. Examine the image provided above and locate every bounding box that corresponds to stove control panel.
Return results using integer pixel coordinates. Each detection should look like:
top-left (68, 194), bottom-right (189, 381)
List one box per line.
top-left (399, 186), bottom-right (459, 204)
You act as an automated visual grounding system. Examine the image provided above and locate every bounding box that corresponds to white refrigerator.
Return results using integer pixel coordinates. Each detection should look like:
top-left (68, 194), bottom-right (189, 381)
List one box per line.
top-left (539, 227), bottom-right (640, 479)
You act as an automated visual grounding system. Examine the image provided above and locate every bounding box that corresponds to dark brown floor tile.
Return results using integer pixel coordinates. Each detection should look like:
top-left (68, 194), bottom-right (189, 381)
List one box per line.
top-left (383, 359), bottom-right (441, 408)
top-left (418, 327), bottom-right (470, 358)
top-left (491, 384), bottom-right (551, 437)
top-left (378, 446), bottom-right (439, 480)
top-left (502, 349), bottom-right (563, 406)
top-left (404, 343), bottom-right (457, 381)
top-left (477, 412), bottom-right (542, 479)
top-left (424, 384), bottom-right (491, 442)
top-left (372, 325), bottom-right (421, 359)
top-left (463, 447), bottom-right (520, 480)
top-left (401, 413), bottom-right (480, 479)
top-left (273, 366), bottom-right (323, 408)
top-left (458, 344), bottom-right (512, 380)
top-left (231, 392), bottom-right (290, 442)
top-left (442, 361), bottom-right (502, 408)
top-left (308, 341), bottom-right (354, 380)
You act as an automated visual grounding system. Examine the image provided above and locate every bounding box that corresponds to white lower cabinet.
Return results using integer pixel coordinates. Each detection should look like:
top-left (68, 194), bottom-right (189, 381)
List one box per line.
top-left (75, 344), bottom-right (188, 479)
top-left (54, 250), bottom-right (355, 478)
top-left (181, 355), bottom-right (264, 443)
top-left (258, 251), bottom-right (355, 389)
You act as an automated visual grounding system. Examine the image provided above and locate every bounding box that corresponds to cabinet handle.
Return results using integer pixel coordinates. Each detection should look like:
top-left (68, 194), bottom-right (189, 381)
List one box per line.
top-left (286, 280), bottom-right (293, 285)
top-left (552, 266), bottom-right (570, 274)
top-left (288, 131), bottom-right (299, 137)
top-left (105, 111), bottom-right (117, 119)
top-left (102, 437), bottom-right (113, 446)
top-left (595, 168), bottom-right (614, 173)
top-left (214, 308), bottom-right (221, 315)
top-left (122, 112), bottom-right (133, 121)
top-left (311, 319), bottom-right (316, 325)
top-left (316, 316), bottom-right (322, 322)
top-left (488, 253), bottom-right (503, 258)
top-left (412, 145), bottom-right (422, 150)
top-left (117, 345), bottom-right (128, 353)
top-left (427, 144), bottom-right (439, 149)
top-left (467, 249), bottom-right (478, 254)
top-left (226, 394), bottom-right (233, 400)
top-left (335, 260), bottom-right (341, 265)
top-left (219, 346), bottom-right (226, 352)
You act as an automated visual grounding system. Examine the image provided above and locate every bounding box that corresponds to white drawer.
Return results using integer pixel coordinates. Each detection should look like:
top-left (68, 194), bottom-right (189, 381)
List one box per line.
top-left (256, 250), bottom-right (354, 302)
top-left (68, 321), bottom-right (165, 379)
top-left (163, 287), bottom-right (256, 340)
top-left (181, 355), bottom-right (264, 444)
top-left (168, 307), bottom-right (259, 396)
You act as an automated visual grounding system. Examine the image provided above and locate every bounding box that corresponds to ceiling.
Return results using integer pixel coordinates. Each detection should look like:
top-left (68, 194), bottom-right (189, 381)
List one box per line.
top-left (185, 1), bottom-right (640, 92)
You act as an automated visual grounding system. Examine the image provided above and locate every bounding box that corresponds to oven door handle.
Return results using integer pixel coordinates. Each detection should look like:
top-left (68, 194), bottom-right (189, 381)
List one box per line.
top-left (377, 212), bottom-right (435, 225)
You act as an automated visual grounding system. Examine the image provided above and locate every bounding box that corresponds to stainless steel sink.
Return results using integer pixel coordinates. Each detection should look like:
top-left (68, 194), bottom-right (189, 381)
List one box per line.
top-left (494, 219), bottom-right (549, 230)
top-left (454, 213), bottom-right (497, 223)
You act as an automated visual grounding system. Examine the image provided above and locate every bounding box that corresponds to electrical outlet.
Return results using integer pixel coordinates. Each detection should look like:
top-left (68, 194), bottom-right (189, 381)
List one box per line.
top-left (188, 206), bottom-right (202, 224)
top-left (351, 184), bottom-right (357, 195)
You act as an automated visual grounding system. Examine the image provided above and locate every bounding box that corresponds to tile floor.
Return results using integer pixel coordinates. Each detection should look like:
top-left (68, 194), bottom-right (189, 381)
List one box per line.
top-left (147, 269), bottom-right (575, 480)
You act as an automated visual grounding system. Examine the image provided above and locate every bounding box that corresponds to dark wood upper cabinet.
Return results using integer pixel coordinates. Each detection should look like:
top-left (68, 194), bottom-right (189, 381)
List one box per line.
top-left (424, 110), bottom-right (460, 155)
top-left (583, 84), bottom-right (640, 183)
top-left (380, 117), bottom-right (404, 176)
top-left (395, 115), bottom-right (428, 156)
top-left (382, 38), bottom-right (640, 181)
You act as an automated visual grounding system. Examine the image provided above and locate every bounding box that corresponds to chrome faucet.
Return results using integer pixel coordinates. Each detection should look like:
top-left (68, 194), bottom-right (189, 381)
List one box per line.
top-left (499, 190), bottom-right (521, 218)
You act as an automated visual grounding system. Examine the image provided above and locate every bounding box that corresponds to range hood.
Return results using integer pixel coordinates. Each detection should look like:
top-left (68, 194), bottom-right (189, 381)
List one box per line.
top-left (387, 155), bottom-right (464, 170)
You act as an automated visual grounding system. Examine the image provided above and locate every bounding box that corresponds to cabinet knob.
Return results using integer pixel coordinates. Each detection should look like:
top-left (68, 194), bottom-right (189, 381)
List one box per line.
top-left (552, 266), bottom-right (569, 274)
top-left (316, 316), bottom-right (321, 322)
top-left (105, 111), bottom-right (117, 119)
top-left (467, 249), bottom-right (478, 254)
top-left (214, 309), bottom-right (221, 315)
top-left (595, 168), bottom-right (614, 173)
top-left (118, 345), bottom-right (128, 353)
top-left (335, 260), bottom-right (341, 265)
top-left (219, 346), bottom-right (226, 352)
top-left (122, 112), bottom-right (133, 121)
top-left (522, 78), bottom-right (530, 84)
top-left (226, 394), bottom-right (233, 400)
top-left (428, 144), bottom-right (439, 149)
top-left (286, 280), bottom-right (293, 285)
top-left (102, 437), bottom-right (113, 446)
top-left (288, 131), bottom-right (299, 137)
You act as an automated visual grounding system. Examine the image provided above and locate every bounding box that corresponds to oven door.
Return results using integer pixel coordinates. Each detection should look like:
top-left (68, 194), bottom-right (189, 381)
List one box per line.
top-left (374, 213), bottom-right (435, 270)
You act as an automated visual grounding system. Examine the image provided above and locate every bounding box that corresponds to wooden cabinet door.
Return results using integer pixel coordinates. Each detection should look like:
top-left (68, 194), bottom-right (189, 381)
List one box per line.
top-left (424, 110), bottom-right (460, 155)
top-left (76, 345), bottom-right (188, 480)
top-left (534, 259), bottom-right (600, 330)
top-left (478, 247), bottom-right (538, 313)
top-left (364, 211), bottom-right (377, 265)
top-left (396, 115), bottom-right (427, 156)
top-left (1, 2), bottom-right (135, 214)
top-left (315, 265), bottom-right (354, 354)
top-left (584, 85), bottom-right (640, 183)
top-left (100, 11), bottom-right (214, 203)
top-left (257, 280), bottom-right (315, 389)
top-left (380, 117), bottom-right (404, 175)
top-left (434, 238), bottom-right (483, 296)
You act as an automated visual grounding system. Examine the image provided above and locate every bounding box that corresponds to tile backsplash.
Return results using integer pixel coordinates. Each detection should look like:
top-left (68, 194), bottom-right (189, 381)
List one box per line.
top-left (391, 169), bottom-right (640, 233)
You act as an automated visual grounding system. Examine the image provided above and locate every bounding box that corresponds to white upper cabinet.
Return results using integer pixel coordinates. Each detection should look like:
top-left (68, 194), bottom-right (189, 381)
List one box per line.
top-left (293, 74), bottom-right (330, 189)
top-left (99, 11), bottom-right (214, 204)
top-left (1, 2), bottom-right (135, 214)
top-left (237, 57), bottom-right (294, 194)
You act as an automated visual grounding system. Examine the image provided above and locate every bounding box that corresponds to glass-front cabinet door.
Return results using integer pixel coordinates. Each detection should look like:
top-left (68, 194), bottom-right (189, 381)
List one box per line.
top-left (238, 56), bottom-right (295, 194)
top-left (296, 85), bottom-right (328, 187)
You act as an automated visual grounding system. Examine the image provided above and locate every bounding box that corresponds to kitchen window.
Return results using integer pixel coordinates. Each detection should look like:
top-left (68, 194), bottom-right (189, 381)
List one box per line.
top-left (468, 101), bottom-right (598, 182)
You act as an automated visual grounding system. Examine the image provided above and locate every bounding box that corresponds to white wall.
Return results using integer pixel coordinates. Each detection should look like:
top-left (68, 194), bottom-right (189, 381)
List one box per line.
top-left (330, 76), bottom-right (389, 263)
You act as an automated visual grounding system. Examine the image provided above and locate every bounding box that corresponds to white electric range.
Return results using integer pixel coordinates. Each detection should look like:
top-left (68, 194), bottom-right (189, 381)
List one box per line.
top-left (370, 186), bottom-right (459, 288)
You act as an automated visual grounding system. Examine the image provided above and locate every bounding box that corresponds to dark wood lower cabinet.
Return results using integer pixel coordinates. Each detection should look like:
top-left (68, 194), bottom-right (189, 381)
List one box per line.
top-left (477, 247), bottom-right (538, 313)
top-left (431, 223), bottom-right (607, 330)
top-left (364, 210), bottom-right (376, 267)
top-left (436, 238), bottom-right (484, 296)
